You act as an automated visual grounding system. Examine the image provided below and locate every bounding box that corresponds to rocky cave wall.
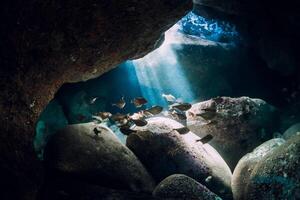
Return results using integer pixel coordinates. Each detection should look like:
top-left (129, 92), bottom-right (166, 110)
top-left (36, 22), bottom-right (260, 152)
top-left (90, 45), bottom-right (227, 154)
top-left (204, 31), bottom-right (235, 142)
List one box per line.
top-left (0, 1), bottom-right (192, 199)
top-left (0, 0), bottom-right (300, 199)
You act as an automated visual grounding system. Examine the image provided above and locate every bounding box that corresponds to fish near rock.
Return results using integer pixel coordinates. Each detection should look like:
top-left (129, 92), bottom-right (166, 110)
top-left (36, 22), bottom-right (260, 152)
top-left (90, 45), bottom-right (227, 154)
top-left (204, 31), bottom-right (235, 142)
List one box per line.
top-left (170, 102), bottom-right (192, 112)
top-left (174, 127), bottom-right (190, 135)
top-left (162, 93), bottom-right (177, 103)
top-left (131, 97), bottom-right (147, 108)
top-left (44, 122), bottom-right (155, 193)
top-left (144, 105), bottom-right (163, 115)
top-left (126, 117), bottom-right (232, 199)
top-left (187, 96), bottom-right (278, 170)
top-left (112, 96), bottom-right (126, 109)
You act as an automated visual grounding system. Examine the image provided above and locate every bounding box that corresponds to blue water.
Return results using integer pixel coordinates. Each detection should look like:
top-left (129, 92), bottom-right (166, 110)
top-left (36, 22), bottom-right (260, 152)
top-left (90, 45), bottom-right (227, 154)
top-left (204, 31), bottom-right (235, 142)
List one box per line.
top-left (34, 11), bottom-right (248, 159)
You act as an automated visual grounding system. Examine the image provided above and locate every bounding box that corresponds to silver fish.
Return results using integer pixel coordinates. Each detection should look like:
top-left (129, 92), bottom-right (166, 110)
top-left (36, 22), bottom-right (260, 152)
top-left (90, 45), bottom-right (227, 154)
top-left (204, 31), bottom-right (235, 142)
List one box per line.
top-left (162, 93), bottom-right (177, 103)
top-left (112, 96), bottom-right (126, 109)
top-left (89, 97), bottom-right (98, 104)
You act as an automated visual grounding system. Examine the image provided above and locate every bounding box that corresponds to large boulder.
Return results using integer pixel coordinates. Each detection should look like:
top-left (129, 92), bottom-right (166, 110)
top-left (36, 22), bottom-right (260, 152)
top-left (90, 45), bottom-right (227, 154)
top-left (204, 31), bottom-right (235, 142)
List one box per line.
top-left (126, 117), bottom-right (232, 199)
top-left (153, 174), bottom-right (221, 200)
top-left (186, 96), bottom-right (277, 169)
top-left (231, 138), bottom-right (285, 200)
top-left (283, 122), bottom-right (300, 140)
top-left (245, 134), bottom-right (300, 199)
top-left (44, 122), bottom-right (155, 193)
top-left (0, 1), bottom-right (192, 198)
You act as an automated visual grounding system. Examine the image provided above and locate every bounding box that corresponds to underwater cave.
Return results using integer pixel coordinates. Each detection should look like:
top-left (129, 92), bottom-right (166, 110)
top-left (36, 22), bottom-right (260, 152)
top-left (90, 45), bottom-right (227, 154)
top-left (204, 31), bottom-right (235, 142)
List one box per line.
top-left (1, 1), bottom-right (300, 200)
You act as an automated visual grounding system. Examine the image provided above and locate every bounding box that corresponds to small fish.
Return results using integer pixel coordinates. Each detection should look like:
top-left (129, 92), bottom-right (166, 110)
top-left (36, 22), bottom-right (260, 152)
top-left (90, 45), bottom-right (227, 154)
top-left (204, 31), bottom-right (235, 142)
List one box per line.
top-left (97, 112), bottom-right (112, 120)
top-left (171, 103), bottom-right (192, 111)
top-left (89, 97), bottom-right (98, 104)
top-left (111, 113), bottom-right (128, 122)
top-left (131, 119), bottom-right (148, 127)
top-left (119, 126), bottom-right (136, 136)
top-left (112, 96), bottom-right (126, 109)
top-left (145, 105), bottom-right (163, 115)
top-left (196, 111), bottom-right (217, 120)
top-left (171, 111), bottom-right (187, 121)
top-left (174, 127), bottom-right (190, 135)
top-left (162, 93), bottom-right (177, 103)
top-left (93, 127), bottom-right (101, 136)
top-left (131, 97), bottom-right (148, 108)
top-left (130, 112), bottom-right (144, 120)
top-left (196, 134), bottom-right (213, 144)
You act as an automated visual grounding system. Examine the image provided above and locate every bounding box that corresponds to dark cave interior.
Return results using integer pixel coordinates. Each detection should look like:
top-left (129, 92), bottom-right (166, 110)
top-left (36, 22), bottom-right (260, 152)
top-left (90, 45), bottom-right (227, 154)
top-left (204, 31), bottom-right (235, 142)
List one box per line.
top-left (0, 1), bottom-right (300, 200)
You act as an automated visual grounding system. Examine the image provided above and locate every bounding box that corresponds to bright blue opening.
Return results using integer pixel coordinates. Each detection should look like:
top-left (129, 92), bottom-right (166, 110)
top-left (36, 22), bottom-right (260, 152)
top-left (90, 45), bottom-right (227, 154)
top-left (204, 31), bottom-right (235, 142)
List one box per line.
top-left (178, 11), bottom-right (239, 43)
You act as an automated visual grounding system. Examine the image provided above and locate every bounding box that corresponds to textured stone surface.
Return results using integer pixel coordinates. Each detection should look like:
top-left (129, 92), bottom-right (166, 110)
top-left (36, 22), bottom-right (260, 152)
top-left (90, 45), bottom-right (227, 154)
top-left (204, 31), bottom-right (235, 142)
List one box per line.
top-left (245, 135), bottom-right (300, 199)
top-left (126, 117), bottom-right (232, 199)
top-left (283, 122), bottom-right (300, 140)
top-left (231, 138), bottom-right (285, 200)
top-left (187, 96), bottom-right (277, 169)
top-left (0, 1), bottom-right (192, 199)
top-left (44, 123), bottom-right (155, 193)
top-left (153, 174), bottom-right (220, 200)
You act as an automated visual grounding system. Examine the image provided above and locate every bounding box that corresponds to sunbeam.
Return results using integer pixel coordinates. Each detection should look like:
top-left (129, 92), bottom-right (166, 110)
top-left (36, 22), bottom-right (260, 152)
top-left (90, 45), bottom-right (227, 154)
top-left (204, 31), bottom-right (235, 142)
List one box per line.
top-left (132, 23), bottom-right (195, 107)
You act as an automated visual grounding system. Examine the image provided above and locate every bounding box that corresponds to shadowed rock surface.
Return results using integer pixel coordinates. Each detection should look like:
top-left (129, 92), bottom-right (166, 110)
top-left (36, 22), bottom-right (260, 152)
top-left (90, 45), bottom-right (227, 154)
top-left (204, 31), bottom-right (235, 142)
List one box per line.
top-left (44, 123), bottom-right (155, 193)
top-left (0, 1), bottom-right (192, 199)
top-left (245, 134), bottom-right (300, 199)
top-left (187, 96), bottom-right (277, 169)
top-left (153, 174), bottom-right (221, 200)
top-left (126, 117), bottom-right (232, 199)
top-left (231, 138), bottom-right (285, 200)
top-left (283, 122), bottom-right (300, 140)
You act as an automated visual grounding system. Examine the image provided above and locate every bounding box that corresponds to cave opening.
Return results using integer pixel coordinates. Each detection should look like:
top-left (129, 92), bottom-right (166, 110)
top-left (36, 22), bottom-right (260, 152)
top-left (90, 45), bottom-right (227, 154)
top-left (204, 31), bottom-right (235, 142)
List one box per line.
top-left (34, 9), bottom-right (300, 200)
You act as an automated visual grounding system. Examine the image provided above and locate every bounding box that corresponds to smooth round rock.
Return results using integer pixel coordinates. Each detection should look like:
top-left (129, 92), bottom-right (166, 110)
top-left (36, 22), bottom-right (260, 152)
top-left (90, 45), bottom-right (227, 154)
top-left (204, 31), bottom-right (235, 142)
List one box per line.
top-left (126, 117), bottom-right (232, 199)
top-left (153, 174), bottom-right (221, 200)
top-left (187, 96), bottom-right (277, 169)
top-left (44, 122), bottom-right (155, 193)
top-left (283, 122), bottom-right (300, 140)
top-left (245, 134), bottom-right (300, 199)
top-left (232, 138), bottom-right (285, 200)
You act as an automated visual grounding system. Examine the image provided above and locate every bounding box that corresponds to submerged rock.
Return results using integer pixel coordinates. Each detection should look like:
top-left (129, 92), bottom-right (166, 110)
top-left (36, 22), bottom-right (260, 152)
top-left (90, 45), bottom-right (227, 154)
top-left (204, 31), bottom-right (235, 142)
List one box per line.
top-left (44, 122), bottom-right (155, 193)
top-left (245, 134), bottom-right (300, 199)
top-left (126, 117), bottom-right (232, 199)
top-left (283, 122), bottom-right (300, 140)
top-left (232, 138), bottom-right (285, 200)
top-left (187, 96), bottom-right (277, 169)
top-left (153, 174), bottom-right (221, 200)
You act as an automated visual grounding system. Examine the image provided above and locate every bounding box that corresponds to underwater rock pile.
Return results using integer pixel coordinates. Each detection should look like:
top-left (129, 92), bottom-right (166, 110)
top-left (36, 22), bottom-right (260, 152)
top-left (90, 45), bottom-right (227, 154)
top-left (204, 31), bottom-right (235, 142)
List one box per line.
top-left (153, 174), bottom-right (221, 200)
top-left (44, 123), bottom-right (155, 193)
top-left (187, 96), bottom-right (277, 169)
top-left (231, 138), bottom-right (286, 199)
top-left (127, 117), bottom-right (232, 199)
top-left (41, 96), bottom-right (300, 199)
